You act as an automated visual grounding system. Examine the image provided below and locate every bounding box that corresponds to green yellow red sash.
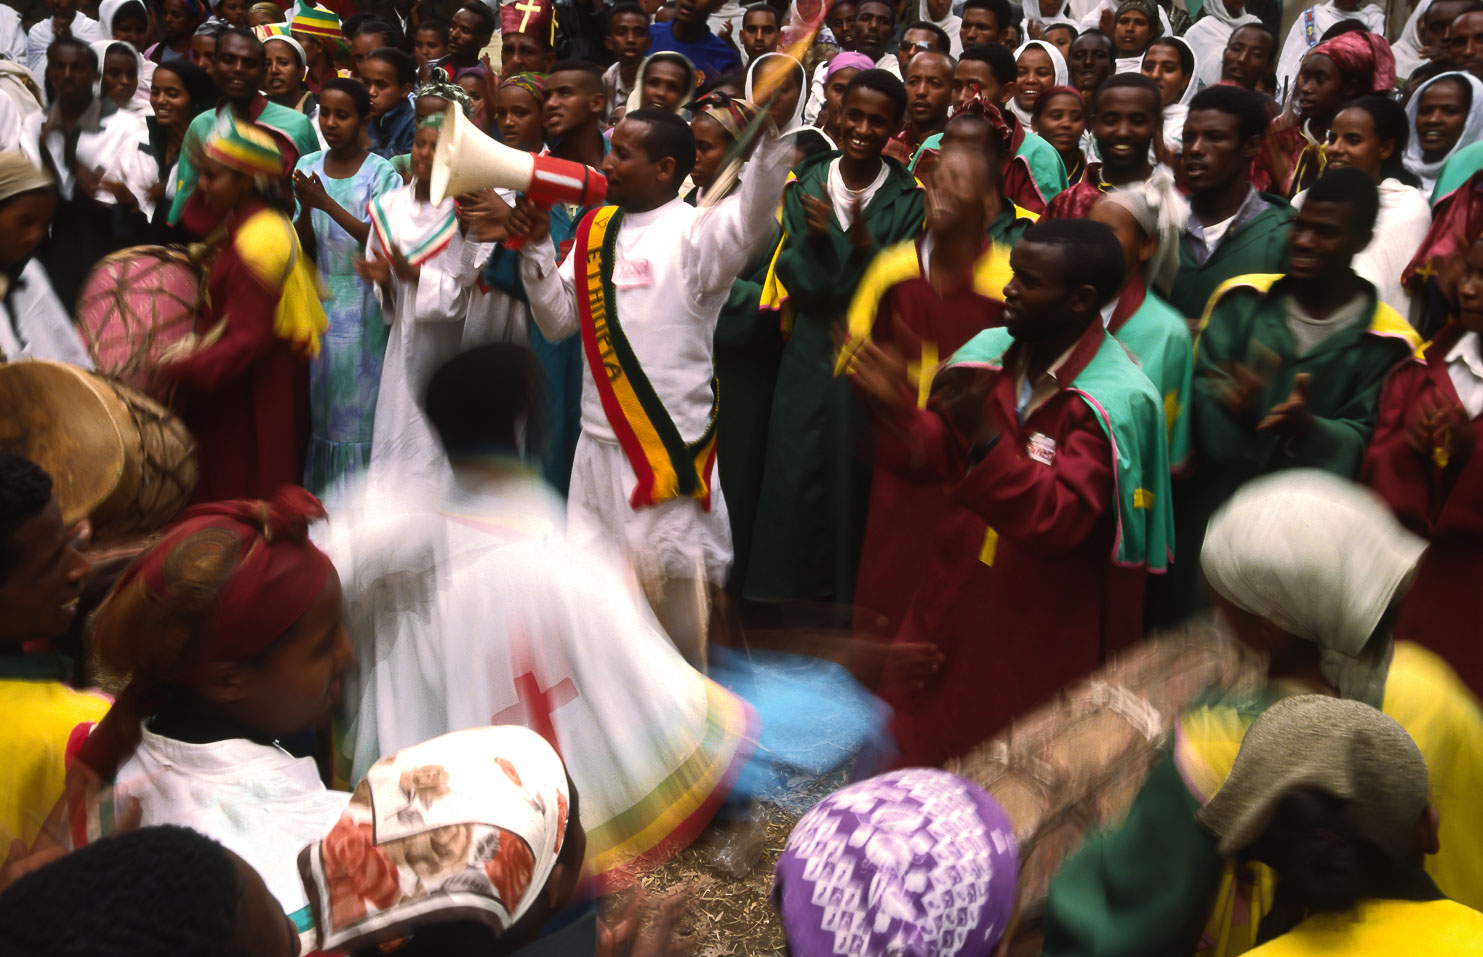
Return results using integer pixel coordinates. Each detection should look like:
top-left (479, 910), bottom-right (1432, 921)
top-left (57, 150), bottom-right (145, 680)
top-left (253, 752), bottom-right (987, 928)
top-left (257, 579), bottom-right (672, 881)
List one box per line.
top-left (575, 205), bottom-right (719, 510)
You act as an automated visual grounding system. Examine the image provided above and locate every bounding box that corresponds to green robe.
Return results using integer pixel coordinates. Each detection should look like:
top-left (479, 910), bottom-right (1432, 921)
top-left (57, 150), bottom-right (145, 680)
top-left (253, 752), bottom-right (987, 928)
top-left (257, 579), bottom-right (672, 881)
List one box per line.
top-left (1111, 280), bottom-right (1195, 470)
top-left (912, 127), bottom-right (1068, 206)
top-left (1160, 273), bottom-right (1421, 623)
top-left (986, 202), bottom-right (1038, 248)
top-left (1166, 195), bottom-right (1293, 321)
top-left (745, 152), bottom-right (925, 605)
top-left (168, 99), bottom-right (321, 225)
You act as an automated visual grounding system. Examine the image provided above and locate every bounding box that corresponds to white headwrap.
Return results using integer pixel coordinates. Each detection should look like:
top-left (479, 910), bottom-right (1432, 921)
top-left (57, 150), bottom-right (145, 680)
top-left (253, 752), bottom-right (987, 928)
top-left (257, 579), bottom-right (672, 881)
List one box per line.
top-left (1403, 71), bottom-right (1483, 196)
top-left (746, 52), bottom-right (808, 136)
top-left (1011, 39), bottom-right (1069, 127)
top-left (1102, 166), bottom-right (1189, 294)
top-left (98, 0), bottom-right (149, 38)
top-left (1392, 0), bottom-right (1435, 81)
top-left (1151, 36), bottom-right (1200, 156)
top-left (90, 39), bottom-right (149, 115)
top-left (626, 51), bottom-right (697, 117)
top-left (920, 0), bottom-right (962, 55)
top-left (1201, 470), bottom-right (1426, 705)
top-left (1184, 0), bottom-right (1260, 88)
top-left (264, 32), bottom-right (307, 67)
top-left (300, 725), bottom-right (572, 952)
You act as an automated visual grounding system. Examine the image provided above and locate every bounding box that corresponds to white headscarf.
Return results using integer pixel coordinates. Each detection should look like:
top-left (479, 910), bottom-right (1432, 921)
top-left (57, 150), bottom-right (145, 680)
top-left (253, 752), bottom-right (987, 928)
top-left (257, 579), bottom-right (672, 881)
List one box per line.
top-left (98, 0), bottom-right (148, 38)
top-left (1150, 36), bottom-right (1200, 155)
top-left (625, 51), bottom-right (698, 117)
top-left (90, 39), bottom-right (149, 115)
top-left (746, 52), bottom-right (808, 136)
top-left (1102, 166), bottom-right (1189, 294)
top-left (1184, 0), bottom-right (1260, 88)
top-left (1011, 39), bottom-right (1068, 127)
top-left (1201, 470), bottom-right (1426, 705)
top-left (920, 0), bottom-right (962, 55)
top-left (1404, 71), bottom-right (1483, 196)
top-left (1392, 0), bottom-right (1435, 81)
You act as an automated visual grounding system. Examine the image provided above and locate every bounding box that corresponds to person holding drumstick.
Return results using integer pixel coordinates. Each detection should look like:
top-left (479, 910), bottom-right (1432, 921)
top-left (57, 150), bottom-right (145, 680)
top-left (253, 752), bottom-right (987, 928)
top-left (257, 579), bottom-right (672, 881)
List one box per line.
top-left (157, 114), bottom-right (326, 502)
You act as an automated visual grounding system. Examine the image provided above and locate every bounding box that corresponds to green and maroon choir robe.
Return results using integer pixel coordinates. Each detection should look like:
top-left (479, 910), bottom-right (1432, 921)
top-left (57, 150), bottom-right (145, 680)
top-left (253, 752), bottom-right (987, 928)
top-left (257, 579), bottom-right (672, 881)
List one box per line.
top-left (1108, 274), bottom-right (1195, 471)
top-left (871, 318), bottom-right (1173, 765)
top-left (1364, 322), bottom-right (1483, 695)
top-left (1169, 273), bottom-right (1421, 620)
top-left (842, 238), bottom-right (1011, 636)
top-left (745, 152), bottom-right (924, 607)
top-left (1042, 161), bottom-right (1113, 220)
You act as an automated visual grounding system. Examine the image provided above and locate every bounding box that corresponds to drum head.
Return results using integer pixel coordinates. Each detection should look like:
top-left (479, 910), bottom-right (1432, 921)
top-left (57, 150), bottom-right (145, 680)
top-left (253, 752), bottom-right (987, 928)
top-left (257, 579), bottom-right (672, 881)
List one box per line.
top-left (0, 361), bottom-right (127, 526)
top-left (77, 245), bottom-right (202, 391)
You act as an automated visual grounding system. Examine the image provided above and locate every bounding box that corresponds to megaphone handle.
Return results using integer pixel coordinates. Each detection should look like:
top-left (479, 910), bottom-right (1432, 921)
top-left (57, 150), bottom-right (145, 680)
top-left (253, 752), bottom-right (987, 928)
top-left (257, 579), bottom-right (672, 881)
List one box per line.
top-left (503, 196), bottom-right (557, 252)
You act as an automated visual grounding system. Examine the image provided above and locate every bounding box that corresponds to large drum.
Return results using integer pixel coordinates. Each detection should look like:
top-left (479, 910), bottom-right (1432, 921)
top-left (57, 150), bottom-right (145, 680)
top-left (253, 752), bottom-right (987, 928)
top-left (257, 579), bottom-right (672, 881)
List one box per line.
top-left (75, 245), bottom-right (205, 391)
top-left (0, 360), bottom-right (197, 540)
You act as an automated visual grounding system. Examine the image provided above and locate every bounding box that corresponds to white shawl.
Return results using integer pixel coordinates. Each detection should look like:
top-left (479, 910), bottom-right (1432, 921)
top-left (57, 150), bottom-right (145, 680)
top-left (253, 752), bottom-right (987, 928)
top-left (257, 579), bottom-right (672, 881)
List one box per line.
top-left (1157, 36), bottom-right (1200, 154)
top-left (1011, 39), bottom-right (1068, 128)
top-left (1184, 0), bottom-right (1260, 89)
top-left (1404, 71), bottom-right (1483, 197)
top-left (746, 51), bottom-right (809, 136)
top-left (920, 0), bottom-right (963, 55)
top-left (1392, 0), bottom-right (1436, 81)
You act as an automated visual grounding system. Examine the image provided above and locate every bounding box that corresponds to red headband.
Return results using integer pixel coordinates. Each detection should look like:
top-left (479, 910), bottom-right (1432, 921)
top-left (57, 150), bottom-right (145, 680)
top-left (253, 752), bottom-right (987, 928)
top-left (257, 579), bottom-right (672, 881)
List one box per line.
top-left (114, 485), bottom-right (334, 663)
top-left (1309, 32), bottom-right (1396, 94)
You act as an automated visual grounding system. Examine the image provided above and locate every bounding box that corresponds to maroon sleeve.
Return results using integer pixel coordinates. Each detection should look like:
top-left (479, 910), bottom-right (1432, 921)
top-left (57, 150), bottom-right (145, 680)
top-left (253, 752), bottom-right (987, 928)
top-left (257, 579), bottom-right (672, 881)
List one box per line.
top-left (1432, 424), bottom-right (1483, 540)
top-left (948, 398), bottom-right (1114, 557)
top-left (1362, 364), bottom-right (1441, 533)
top-left (164, 253), bottom-right (281, 394)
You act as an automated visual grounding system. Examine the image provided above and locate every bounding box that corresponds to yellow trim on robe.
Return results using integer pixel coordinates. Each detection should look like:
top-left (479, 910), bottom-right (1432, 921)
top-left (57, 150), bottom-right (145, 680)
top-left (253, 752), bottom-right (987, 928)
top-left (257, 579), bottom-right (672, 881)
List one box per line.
top-left (1193, 272), bottom-right (1422, 358)
top-left (235, 208), bottom-right (328, 358)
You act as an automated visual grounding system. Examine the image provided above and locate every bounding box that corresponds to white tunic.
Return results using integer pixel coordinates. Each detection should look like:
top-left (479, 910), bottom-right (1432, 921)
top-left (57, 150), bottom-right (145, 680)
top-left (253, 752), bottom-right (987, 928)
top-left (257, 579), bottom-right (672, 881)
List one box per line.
top-left (321, 471), bottom-right (742, 854)
top-left (367, 184), bottom-right (495, 484)
top-left (519, 135), bottom-right (789, 583)
top-left (19, 97), bottom-right (156, 215)
top-left (0, 6), bottom-right (27, 69)
top-left (112, 725), bottom-right (349, 920)
top-left (27, 13), bottom-right (104, 87)
top-left (0, 258), bottom-right (93, 366)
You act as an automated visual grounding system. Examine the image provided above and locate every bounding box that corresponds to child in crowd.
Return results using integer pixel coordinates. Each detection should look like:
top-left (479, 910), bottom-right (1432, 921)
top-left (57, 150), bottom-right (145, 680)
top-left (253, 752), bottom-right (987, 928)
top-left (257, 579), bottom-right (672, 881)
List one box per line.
top-left (294, 77), bottom-right (402, 494)
top-left (412, 17), bottom-right (447, 81)
top-left (363, 46), bottom-right (417, 158)
top-left (604, 1), bottom-right (651, 123)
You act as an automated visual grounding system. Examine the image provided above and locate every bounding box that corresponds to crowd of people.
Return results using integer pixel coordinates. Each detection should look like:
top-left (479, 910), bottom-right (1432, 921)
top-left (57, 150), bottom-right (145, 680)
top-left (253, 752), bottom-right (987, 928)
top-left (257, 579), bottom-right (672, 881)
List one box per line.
top-left (3, 0), bottom-right (1483, 951)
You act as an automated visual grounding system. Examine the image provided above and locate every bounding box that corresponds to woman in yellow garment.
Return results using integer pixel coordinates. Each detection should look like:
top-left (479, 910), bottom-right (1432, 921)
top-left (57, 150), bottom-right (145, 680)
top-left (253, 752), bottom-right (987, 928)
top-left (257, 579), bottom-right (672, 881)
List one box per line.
top-left (1200, 694), bottom-right (1483, 955)
top-left (1039, 469), bottom-right (1483, 957)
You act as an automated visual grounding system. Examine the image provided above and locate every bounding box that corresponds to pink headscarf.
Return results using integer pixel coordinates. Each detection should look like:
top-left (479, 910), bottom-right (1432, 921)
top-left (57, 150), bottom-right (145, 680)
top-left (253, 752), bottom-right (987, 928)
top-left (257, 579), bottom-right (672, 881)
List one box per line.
top-left (1308, 31), bottom-right (1396, 94)
top-left (825, 52), bottom-right (876, 83)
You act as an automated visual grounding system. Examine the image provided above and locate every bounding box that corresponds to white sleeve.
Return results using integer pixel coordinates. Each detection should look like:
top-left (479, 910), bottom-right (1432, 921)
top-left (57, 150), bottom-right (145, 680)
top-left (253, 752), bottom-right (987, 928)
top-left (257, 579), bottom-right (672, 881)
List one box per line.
top-left (110, 113), bottom-right (159, 216)
top-left (803, 59), bottom-right (827, 124)
top-left (410, 230), bottom-right (493, 321)
top-left (519, 237), bottom-right (581, 342)
top-left (25, 24), bottom-right (45, 79)
top-left (0, 10), bottom-right (25, 65)
top-left (684, 131), bottom-right (789, 298)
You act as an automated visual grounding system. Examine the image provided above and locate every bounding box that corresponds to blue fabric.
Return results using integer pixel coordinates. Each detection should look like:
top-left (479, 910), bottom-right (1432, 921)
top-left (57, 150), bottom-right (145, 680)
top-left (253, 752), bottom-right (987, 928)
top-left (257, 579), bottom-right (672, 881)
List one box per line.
top-left (646, 21), bottom-right (741, 88)
top-left (710, 646), bottom-right (893, 813)
top-left (368, 98), bottom-right (416, 159)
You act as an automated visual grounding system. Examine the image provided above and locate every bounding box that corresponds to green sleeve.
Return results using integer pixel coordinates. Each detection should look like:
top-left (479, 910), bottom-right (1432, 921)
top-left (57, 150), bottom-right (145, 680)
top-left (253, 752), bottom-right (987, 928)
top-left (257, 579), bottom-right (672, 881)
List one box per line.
top-left (713, 277), bottom-right (769, 349)
top-left (1040, 752), bottom-right (1223, 957)
top-left (1285, 342), bottom-right (1406, 475)
top-left (1190, 294), bottom-right (1282, 471)
top-left (167, 111), bottom-right (212, 225)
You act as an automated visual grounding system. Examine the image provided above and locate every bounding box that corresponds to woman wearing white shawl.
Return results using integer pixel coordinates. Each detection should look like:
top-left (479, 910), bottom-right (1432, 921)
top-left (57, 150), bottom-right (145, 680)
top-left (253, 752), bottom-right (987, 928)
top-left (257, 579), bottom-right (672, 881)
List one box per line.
top-left (1392, 0), bottom-right (1436, 81)
top-left (1274, 0), bottom-right (1386, 100)
top-left (90, 40), bottom-right (150, 116)
top-left (624, 51), bottom-right (698, 117)
top-left (1403, 71), bottom-right (1483, 196)
top-left (98, 0), bottom-right (155, 112)
top-left (1294, 96), bottom-right (1432, 317)
top-left (1183, 0), bottom-right (1260, 88)
top-left (921, 0), bottom-right (963, 55)
top-left (1011, 39), bottom-right (1067, 127)
top-left (1142, 36), bottom-right (1197, 156)
top-left (746, 51), bottom-right (827, 148)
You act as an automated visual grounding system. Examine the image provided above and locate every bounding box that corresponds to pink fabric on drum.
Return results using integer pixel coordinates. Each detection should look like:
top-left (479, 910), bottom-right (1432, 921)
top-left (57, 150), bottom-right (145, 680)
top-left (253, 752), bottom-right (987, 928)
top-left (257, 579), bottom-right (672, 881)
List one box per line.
top-left (77, 247), bottom-right (203, 390)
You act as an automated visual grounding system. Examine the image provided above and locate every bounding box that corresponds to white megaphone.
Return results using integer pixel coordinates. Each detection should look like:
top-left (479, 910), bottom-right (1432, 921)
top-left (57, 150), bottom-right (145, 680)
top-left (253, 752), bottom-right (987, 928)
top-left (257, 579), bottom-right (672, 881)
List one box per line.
top-left (430, 103), bottom-right (607, 247)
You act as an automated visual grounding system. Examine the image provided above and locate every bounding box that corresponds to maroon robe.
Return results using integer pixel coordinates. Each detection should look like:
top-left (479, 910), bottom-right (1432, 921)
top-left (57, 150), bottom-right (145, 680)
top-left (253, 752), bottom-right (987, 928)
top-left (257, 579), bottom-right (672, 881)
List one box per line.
top-left (1044, 162), bottom-right (1110, 220)
top-left (852, 239), bottom-right (1006, 637)
top-left (1363, 323), bottom-right (1483, 695)
top-left (875, 320), bottom-right (1144, 766)
top-left (164, 197), bottom-right (310, 503)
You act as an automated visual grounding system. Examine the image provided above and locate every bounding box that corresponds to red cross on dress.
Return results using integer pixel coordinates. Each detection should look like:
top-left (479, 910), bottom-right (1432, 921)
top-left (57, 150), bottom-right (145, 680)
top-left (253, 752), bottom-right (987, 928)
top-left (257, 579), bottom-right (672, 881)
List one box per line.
top-left (490, 626), bottom-right (578, 755)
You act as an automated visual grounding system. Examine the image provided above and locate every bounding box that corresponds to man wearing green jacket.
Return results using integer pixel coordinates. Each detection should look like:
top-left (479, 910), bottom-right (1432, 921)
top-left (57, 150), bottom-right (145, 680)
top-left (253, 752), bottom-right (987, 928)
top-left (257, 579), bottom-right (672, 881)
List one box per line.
top-left (168, 28), bottom-right (319, 226)
top-left (1167, 85), bottom-right (1293, 323)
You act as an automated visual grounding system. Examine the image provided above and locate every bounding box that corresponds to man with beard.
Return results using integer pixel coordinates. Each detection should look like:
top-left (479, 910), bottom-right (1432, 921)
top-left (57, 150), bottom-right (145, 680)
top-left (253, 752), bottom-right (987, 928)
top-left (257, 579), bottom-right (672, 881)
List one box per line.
top-left (1045, 73), bottom-right (1159, 218)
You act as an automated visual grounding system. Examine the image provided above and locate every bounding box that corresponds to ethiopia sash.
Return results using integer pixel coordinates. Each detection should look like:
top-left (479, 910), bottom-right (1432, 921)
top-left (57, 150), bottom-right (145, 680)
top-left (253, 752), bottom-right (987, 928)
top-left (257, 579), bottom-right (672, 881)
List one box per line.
top-left (576, 206), bottom-right (720, 510)
top-left (367, 192), bottom-right (458, 267)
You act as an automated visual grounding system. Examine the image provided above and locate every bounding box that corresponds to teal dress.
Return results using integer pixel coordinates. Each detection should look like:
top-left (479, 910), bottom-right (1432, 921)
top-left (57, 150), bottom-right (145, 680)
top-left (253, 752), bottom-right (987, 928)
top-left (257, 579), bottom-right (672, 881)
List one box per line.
top-left (296, 150), bottom-right (402, 493)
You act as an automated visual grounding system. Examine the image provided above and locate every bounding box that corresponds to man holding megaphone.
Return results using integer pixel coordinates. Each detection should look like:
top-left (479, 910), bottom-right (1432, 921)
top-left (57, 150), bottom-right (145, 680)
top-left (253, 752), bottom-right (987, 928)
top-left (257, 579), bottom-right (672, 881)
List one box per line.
top-left (505, 107), bottom-right (788, 666)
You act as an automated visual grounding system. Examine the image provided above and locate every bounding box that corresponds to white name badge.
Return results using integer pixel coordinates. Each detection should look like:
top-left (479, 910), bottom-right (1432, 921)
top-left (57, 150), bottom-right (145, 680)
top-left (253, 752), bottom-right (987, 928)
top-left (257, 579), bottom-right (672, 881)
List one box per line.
top-left (1027, 431), bottom-right (1057, 465)
top-left (612, 259), bottom-right (654, 289)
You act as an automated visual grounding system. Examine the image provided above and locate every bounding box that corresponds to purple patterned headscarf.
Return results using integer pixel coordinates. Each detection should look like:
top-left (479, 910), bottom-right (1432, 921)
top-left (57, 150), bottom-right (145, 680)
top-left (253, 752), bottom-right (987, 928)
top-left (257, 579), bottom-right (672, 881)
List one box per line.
top-left (773, 769), bottom-right (1019, 957)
